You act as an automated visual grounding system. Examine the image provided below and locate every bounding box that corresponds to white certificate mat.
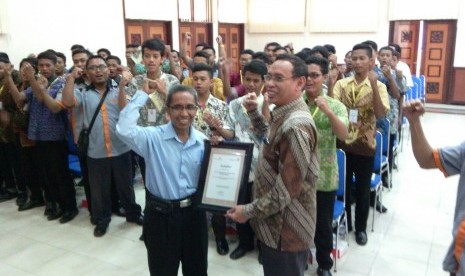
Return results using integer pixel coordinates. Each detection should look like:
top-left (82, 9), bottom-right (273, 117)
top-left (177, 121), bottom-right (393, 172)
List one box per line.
top-left (202, 148), bottom-right (245, 208)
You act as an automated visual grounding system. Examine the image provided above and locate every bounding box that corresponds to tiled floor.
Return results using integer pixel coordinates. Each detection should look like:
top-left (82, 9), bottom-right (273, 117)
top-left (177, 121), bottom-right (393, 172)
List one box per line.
top-left (1, 111), bottom-right (464, 276)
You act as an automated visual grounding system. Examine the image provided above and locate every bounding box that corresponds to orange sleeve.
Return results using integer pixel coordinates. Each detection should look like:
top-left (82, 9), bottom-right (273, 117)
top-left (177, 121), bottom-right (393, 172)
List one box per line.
top-left (432, 148), bottom-right (449, 177)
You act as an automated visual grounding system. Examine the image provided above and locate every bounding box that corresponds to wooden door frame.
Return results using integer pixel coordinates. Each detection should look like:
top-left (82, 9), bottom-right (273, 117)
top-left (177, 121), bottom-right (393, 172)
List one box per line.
top-left (124, 19), bottom-right (173, 46)
top-left (420, 20), bottom-right (456, 104)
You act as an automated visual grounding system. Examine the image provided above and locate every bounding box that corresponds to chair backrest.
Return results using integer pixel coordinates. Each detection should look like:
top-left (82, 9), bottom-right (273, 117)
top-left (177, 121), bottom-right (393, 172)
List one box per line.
top-left (376, 118), bottom-right (390, 155)
top-left (336, 149), bottom-right (346, 198)
top-left (373, 131), bottom-right (383, 172)
top-left (405, 86), bottom-right (412, 101)
top-left (419, 75), bottom-right (426, 99)
top-left (412, 79), bottom-right (420, 99)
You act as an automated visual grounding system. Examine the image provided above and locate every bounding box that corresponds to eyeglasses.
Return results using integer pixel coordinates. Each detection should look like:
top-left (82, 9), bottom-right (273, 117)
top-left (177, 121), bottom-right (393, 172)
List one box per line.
top-left (264, 74), bottom-right (293, 83)
top-left (307, 72), bottom-right (322, 80)
top-left (87, 65), bottom-right (108, 71)
top-left (169, 104), bottom-right (198, 112)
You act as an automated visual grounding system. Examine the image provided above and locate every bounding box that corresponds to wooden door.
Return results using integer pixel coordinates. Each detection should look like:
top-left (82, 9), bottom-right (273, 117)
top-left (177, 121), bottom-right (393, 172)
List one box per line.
top-left (219, 23), bottom-right (244, 74)
top-left (125, 20), bottom-right (172, 46)
top-left (389, 21), bottom-right (420, 74)
top-left (421, 20), bottom-right (456, 103)
top-left (179, 22), bottom-right (212, 58)
top-left (126, 23), bottom-right (145, 46)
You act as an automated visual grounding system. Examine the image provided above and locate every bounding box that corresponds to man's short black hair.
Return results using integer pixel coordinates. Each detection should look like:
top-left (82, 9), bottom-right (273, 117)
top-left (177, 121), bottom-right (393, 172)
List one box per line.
top-left (273, 46), bottom-right (287, 53)
top-left (0, 52), bottom-right (10, 63)
top-left (323, 44), bottom-right (336, 54)
top-left (389, 43), bottom-right (402, 55)
top-left (72, 48), bottom-right (92, 58)
top-left (97, 48), bottom-right (111, 56)
top-left (241, 49), bottom-right (255, 56)
top-left (275, 54), bottom-right (308, 79)
top-left (195, 42), bottom-right (207, 49)
top-left (304, 56), bottom-right (329, 75)
top-left (202, 45), bottom-right (216, 56)
top-left (352, 43), bottom-right (373, 58)
top-left (379, 46), bottom-right (395, 55)
top-left (37, 50), bottom-right (57, 64)
top-left (126, 43), bottom-right (139, 48)
top-left (310, 45), bottom-right (329, 59)
top-left (243, 59), bottom-right (268, 80)
top-left (166, 85), bottom-right (198, 107)
top-left (56, 52), bottom-right (67, 64)
top-left (264, 42), bottom-right (281, 49)
top-left (85, 55), bottom-right (106, 68)
top-left (362, 40), bottom-right (378, 51)
top-left (193, 51), bottom-right (210, 62)
top-left (252, 51), bottom-right (269, 65)
top-left (141, 38), bottom-right (165, 56)
top-left (70, 44), bottom-right (85, 51)
top-left (106, 55), bottom-right (121, 65)
top-left (191, 63), bottom-right (213, 79)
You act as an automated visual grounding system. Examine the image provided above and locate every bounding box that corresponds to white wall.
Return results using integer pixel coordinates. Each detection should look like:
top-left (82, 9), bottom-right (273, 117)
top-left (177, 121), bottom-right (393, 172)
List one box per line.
top-left (244, 0), bottom-right (391, 60)
top-left (0, 0), bottom-right (126, 68)
top-left (244, 0), bottom-right (465, 67)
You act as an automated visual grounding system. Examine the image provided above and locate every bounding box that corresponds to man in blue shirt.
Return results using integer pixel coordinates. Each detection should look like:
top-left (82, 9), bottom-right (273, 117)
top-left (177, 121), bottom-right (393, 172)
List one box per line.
top-left (116, 84), bottom-right (208, 276)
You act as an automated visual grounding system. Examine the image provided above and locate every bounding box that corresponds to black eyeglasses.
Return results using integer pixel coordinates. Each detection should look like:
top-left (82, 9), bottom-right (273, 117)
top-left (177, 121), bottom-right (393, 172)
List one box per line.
top-left (87, 65), bottom-right (108, 71)
top-left (307, 73), bottom-right (322, 79)
top-left (169, 104), bottom-right (198, 112)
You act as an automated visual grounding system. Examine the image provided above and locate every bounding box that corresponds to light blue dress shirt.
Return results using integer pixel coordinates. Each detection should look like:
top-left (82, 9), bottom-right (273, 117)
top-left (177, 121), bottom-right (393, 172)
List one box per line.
top-left (116, 90), bottom-right (207, 200)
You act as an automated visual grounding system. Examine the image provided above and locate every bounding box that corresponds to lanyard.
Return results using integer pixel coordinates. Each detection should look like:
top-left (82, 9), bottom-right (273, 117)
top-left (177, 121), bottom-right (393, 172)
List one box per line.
top-left (312, 106), bottom-right (319, 118)
top-left (240, 70), bottom-right (243, 85)
top-left (351, 81), bottom-right (365, 107)
top-left (0, 84), bottom-right (4, 96)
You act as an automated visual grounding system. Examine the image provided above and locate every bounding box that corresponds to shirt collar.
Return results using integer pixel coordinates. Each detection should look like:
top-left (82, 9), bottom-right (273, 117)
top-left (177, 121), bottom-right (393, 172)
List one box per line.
top-left (271, 97), bottom-right (307, 121)
top-left (163, 122), bottom-right (205, 147)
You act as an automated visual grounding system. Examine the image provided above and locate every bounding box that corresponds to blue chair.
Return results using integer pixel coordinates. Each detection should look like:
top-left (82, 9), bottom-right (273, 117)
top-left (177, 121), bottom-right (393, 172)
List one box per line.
top-left (411, 81), bottom-right (419, 100)
top-left (333, 149), bottom-right (348, 272)
top-left (376, 118), bottom-right (391, 189)
top-left (405, 86), bottom-right (413, 101)
top-left (419, 75), bottom-right (426, 103)
top-left (67, 128), bottom-right (82, 183)
top-left (370, 131), bottom-right (384, 231)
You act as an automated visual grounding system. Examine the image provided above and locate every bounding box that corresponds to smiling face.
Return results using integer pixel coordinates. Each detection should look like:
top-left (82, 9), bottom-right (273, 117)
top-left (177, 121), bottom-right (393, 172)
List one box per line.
top-left (167, 91), bottom-right (197, 133)
top-left (305, 64), bottom-right (326, 100)
top-left (142, 48), bottom-right (163, 73)
top-left (265, 59), bottom-right (306, 107)
top-left (86, 58), bottom-right (109, 86)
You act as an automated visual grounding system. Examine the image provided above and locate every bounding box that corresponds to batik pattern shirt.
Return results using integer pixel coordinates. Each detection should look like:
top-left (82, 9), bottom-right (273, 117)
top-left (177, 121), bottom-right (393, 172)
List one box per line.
top-left (243, 98), bottom-right (319, 252)
top-left (333, 76), bottom-right (389, 156)
top-left (304, 91), bottom-right (348, 191)
top-left (193, 93), bottom-right (233, 137)
top-left (127, 72), bottom-right (180, 127)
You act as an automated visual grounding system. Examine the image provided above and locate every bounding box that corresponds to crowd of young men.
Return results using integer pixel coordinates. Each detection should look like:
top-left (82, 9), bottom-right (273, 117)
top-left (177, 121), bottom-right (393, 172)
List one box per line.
top-left (0, 37), bottom-right (413, 276)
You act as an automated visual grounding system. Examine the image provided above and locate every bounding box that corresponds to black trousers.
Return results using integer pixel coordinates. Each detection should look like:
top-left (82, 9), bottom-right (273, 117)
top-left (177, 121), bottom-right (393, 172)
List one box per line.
top-left (345, 153), bottom-right (373, 232)
top-left (236, 181), bottom-right (255, 249)
top-left (20, 146), bottom-right (43, 201)
top-left (261, 242), bottom-right (309, 276)
top-left (36, 141), bottom-right (76, 212)
top-left (87, 152), bottom-right (141, 226)
top-left (315, 190), bottom-right (336, 270)
top-left (0, 142), bottom-right (26, 193)
top-left (79, 154), bottom-right (123, 216)
top-left (131, 151), bottom-right (146, 184)
top-left (144, 194), bottom-right (208, 276)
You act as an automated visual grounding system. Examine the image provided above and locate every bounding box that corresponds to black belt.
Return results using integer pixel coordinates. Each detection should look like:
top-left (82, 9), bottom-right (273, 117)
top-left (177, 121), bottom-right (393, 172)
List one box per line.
top-left (147, 193), bottom-right (193, 214)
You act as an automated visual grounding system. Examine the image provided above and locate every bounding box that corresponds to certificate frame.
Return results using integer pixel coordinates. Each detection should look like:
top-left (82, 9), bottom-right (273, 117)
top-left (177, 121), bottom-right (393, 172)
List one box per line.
top-left (195, 140), bottom-right (254, 213)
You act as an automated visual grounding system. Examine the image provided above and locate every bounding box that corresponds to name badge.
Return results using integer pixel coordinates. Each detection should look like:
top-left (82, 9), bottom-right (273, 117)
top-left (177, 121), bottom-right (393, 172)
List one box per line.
top-left (148, 109), bottom-right (157, 123)
top-left (349, 109), bottom-right (358, 123)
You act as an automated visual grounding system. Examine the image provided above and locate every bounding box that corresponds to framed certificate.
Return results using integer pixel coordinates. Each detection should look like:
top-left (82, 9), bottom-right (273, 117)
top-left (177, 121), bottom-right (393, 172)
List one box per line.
top-left (195, 141), bottom-right (254, 213)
